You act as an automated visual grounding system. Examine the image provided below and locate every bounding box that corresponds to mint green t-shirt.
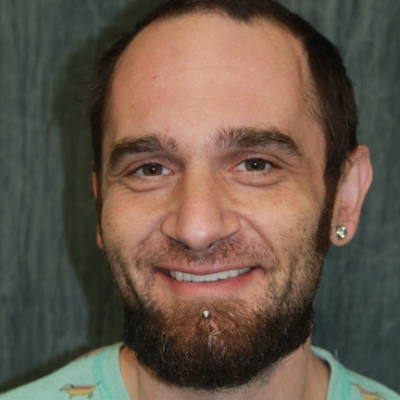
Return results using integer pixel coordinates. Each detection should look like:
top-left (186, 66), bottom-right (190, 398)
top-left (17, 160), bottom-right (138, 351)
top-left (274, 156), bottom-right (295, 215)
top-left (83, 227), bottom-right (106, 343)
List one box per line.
top-left (1, 344), bottom-right (399, 399)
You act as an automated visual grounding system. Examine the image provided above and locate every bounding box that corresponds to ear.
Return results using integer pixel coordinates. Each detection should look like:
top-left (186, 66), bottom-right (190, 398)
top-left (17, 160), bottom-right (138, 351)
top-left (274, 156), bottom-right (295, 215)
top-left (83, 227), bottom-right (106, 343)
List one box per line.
top-left (92, 162), bottom-right (104, 250)
top-left (330, 145), bottom-right (373, 246)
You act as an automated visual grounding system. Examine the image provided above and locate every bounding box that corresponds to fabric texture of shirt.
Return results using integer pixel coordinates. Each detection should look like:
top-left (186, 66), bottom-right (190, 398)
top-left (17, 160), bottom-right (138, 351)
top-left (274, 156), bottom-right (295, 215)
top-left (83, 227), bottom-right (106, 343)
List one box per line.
top-left (1, 344), bottom-right (399, 399)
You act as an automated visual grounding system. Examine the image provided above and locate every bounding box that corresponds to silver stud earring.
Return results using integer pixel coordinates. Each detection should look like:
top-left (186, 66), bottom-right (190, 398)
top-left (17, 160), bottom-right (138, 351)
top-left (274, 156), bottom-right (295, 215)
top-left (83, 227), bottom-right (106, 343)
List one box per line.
top-left (336, 225), bottom-right (347, 240)
top-left (202, 310), bottom-right (211, 319)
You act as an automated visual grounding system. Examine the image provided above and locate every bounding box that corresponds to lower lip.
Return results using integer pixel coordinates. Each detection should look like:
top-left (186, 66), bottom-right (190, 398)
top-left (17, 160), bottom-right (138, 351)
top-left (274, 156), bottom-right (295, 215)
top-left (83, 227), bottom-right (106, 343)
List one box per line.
top-left (154, 267), bottom-right (260, 297)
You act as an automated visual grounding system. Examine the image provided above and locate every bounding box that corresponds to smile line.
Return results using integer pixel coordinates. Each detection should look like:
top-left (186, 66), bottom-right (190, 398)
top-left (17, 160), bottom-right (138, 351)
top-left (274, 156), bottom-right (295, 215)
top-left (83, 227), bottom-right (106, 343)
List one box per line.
top-left (169, 268), bottom-right (251, 282)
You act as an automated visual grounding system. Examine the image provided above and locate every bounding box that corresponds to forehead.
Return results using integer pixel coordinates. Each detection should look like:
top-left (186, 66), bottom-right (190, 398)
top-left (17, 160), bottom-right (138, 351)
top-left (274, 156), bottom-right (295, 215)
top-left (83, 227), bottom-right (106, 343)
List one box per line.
top-left (106, 13), bottom-right (322, 157)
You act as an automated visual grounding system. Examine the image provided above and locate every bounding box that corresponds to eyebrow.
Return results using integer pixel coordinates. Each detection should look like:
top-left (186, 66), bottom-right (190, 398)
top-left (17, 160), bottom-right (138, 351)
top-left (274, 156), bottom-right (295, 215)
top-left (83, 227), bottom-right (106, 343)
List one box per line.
top-left (108, 126), bottom-right (302, 173)
top-left (108, 134), bottom-right (178, 173)
top-left (215, 126), bottom-right (303, 159)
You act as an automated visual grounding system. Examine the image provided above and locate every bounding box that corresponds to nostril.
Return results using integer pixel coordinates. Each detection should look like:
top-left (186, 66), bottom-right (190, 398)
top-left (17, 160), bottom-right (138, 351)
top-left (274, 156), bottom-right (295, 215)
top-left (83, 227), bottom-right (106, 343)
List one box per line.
top-left (160, 191), bottom-right (241, 251)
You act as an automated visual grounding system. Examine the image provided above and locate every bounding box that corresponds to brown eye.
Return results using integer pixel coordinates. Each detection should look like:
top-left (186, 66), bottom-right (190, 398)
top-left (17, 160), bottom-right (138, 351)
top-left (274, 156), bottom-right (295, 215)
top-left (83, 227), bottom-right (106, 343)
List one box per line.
top-left (137, 163), bottom-right (166, 176)
top-left (243, 159), bottom-right (269, 171)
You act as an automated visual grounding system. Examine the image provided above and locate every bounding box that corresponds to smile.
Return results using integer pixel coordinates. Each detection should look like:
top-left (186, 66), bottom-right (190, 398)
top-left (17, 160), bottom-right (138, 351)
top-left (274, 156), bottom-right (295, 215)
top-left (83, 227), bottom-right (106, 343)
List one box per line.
top-left (169, 268), bottom-right (251, 282)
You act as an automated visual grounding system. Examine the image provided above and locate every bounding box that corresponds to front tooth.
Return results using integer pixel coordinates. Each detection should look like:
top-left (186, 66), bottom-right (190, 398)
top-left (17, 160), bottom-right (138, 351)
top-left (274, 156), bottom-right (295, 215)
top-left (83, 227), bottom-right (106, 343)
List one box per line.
top-left (205, 273), bottom-right (219, 282)
top-left (217, 271), bottom-right (230, 280)
top-left (229, 269), bottom-right (239, 278)
top-left (175, 271), bottom-right (183, 281)
top-left (182, 273), bottom-right (192, 282)
top-left (192, 274), bottom-right (205, 282)
top-left (171, 268), bottom-right (251, 282)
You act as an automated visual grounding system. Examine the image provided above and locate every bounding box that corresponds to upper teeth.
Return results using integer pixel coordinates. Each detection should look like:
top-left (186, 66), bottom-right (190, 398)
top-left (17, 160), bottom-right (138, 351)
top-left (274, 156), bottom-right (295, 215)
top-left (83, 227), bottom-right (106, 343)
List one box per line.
top-left (170, 268), bottom-right (251, 282)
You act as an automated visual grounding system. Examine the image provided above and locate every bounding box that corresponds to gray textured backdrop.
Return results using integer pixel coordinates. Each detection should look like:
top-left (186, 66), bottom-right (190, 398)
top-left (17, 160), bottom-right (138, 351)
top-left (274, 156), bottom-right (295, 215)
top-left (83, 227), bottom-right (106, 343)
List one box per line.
top-left (0, 0), bottom-right (399, 394)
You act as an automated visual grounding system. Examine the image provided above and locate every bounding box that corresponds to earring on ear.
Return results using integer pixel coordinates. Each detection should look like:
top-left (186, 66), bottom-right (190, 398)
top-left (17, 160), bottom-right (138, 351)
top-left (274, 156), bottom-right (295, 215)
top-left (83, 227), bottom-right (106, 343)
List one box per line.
top-left (336, 225), bottom-right (347, 240)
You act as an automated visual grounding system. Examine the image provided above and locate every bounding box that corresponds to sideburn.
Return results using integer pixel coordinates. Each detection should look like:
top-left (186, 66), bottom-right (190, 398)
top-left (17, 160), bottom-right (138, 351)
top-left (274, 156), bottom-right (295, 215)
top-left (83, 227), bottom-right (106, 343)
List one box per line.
top-left (94, 169), bottom-right (103, 235)
top-left (316, 173), bottom-right (339, 255)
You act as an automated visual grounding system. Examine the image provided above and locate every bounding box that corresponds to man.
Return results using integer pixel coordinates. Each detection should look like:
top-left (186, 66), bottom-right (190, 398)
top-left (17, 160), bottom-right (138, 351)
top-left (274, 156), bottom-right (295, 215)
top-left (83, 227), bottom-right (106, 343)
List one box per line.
top-left (1, 0), bottom-right (399, 399)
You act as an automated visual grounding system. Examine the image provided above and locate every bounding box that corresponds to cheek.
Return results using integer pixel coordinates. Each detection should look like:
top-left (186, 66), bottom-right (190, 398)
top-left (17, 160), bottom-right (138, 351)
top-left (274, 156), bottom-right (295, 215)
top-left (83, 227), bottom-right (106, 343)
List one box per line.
top-left (100, 189), bottom-right (167, 250)
top-left (234, 184), bottom-right (322, 248)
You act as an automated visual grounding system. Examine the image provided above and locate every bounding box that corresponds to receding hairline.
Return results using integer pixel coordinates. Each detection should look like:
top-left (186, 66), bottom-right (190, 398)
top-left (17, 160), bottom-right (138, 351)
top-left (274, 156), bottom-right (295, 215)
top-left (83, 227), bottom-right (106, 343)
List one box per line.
top-left (102, 11), bottom-right (323, 143)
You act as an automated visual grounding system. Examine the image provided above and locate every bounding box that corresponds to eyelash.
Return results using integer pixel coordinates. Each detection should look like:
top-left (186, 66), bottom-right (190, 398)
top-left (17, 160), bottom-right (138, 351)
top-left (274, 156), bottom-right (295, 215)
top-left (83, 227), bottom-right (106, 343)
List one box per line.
top-left (131, 162), bottom-right (171, 177)
top-left (127, 156), bottom-right (275, 178)
top-left (236, 157), bottom-right (273, 173)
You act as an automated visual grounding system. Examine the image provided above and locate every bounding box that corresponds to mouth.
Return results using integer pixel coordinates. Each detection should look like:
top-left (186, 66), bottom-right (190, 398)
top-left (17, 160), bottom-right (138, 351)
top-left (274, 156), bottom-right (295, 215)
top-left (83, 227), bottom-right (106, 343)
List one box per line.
top-left (169, 267), bottom-right (251, 282)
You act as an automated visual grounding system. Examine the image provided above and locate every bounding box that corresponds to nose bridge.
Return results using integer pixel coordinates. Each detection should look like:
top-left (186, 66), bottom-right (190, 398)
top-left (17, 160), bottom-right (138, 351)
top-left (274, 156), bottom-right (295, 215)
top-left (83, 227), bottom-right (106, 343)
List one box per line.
top-left (161, 165), bottom-right (240, 251)
top-left (180, 168), bottom-right (219, 222)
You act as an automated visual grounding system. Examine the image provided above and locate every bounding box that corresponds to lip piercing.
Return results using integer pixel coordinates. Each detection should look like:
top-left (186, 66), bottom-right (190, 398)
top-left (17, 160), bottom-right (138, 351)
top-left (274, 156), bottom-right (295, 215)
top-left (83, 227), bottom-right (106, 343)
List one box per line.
top-left (202, 310), bottom-right (211, 319)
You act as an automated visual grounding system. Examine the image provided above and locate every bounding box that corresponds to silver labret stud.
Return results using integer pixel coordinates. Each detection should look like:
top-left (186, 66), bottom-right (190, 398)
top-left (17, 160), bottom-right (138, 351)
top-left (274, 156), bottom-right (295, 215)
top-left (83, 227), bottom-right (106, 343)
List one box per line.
top-left (202, 310), bottom-right (211, 319)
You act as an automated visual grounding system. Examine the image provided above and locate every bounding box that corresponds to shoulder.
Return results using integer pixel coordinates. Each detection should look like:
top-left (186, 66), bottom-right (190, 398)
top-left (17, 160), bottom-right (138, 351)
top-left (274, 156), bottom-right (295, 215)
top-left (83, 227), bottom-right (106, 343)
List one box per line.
top-left (346, 369), bottom-right (400, 400)
top-left (0, 344), bottom-right (122, 400)
top-left (312, 346), bottom-right (400, 400)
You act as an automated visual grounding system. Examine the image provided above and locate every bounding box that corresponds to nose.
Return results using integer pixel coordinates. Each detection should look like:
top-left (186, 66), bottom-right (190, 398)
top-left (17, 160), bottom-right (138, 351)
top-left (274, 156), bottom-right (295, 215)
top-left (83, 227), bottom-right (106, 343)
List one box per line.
top-left (161, 169), bottom-right (240, 251)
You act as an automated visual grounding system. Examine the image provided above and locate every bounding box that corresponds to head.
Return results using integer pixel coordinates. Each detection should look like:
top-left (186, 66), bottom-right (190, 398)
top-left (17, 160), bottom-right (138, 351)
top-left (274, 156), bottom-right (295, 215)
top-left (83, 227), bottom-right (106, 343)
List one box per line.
top-left (91, 0), bottom-right (359, 248)
top-left (90, 0), bottom-right (372, 392)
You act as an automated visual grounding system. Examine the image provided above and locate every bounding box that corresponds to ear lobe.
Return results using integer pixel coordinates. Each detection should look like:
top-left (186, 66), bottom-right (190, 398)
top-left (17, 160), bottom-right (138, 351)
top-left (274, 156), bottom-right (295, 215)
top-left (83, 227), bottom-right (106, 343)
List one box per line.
top-left (96, 228), bottom-right (104, 250)
top-left (92, 169), bottom-right (99, 200)
top-left (92, 166), bottom-right (104, 250)
top-left (330, 145), bottom-right (373, 246)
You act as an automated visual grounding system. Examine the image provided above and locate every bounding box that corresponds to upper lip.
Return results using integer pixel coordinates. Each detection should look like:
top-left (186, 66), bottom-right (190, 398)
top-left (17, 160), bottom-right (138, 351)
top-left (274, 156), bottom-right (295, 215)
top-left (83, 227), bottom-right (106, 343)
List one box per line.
top-left (155, 265), bottom-right (254, 275)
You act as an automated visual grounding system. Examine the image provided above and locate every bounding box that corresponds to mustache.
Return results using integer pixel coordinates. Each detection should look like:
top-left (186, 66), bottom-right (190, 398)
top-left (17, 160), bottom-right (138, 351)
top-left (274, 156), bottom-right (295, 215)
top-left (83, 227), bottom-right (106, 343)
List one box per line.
top-left (134, 235), bottom-right (278, 268)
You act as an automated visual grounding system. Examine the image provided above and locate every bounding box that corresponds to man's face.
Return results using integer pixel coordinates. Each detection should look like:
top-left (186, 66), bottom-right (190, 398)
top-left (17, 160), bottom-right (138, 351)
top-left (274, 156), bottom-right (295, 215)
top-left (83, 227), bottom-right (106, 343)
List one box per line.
top-left (98, 14), bottom-right (328, 389)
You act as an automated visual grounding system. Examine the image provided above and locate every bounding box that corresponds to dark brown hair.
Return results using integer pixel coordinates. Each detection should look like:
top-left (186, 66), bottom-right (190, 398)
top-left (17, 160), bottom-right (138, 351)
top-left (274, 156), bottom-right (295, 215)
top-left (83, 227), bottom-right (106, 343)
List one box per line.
top-left (90, 0), bottom-right (358, 240)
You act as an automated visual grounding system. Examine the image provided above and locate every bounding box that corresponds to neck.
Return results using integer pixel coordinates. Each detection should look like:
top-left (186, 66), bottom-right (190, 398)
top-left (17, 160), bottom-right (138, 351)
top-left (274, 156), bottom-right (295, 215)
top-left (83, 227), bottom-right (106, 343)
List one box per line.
top-left (119, 338), bottom-right (330, 400)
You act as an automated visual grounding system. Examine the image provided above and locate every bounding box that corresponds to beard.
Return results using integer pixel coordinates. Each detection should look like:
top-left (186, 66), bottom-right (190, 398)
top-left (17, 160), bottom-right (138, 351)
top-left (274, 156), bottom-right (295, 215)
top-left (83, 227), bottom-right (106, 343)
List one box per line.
top-left (121, 289), bottom-right (316, 392)
top-left (102, 204), bottom-right (329, 392)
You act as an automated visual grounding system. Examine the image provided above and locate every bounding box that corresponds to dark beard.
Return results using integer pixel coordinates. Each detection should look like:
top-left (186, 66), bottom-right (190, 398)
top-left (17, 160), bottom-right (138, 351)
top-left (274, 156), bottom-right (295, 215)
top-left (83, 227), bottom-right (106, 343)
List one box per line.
top-left (102, 218), bottom-right (326, 391)
top-left (99, 184), bottom-right (332, 392)
top-left (122, 292), bottom-right (316, 391)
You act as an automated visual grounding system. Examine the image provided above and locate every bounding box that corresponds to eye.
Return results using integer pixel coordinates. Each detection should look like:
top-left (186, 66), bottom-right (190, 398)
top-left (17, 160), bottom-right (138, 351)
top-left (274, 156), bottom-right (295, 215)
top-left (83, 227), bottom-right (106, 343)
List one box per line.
top-left (237, 158), bottom-right (271, 172)
top-left (134, 163), bottom-right (170, 176)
